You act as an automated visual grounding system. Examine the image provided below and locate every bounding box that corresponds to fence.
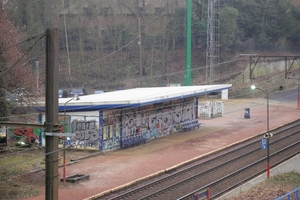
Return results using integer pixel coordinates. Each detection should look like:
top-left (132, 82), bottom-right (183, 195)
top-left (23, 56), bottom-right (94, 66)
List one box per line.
top-left (275, 186), bottom-right (300, 200)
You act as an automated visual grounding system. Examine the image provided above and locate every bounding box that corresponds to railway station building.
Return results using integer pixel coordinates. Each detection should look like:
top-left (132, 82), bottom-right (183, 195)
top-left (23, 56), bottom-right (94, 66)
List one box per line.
top-left (43, 85), bottom-right (231, 151)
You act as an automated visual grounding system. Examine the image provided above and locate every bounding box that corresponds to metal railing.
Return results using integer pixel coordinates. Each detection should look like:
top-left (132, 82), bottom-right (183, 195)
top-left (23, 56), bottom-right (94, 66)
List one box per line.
top-left (275, 186), bottom-right (300, 200)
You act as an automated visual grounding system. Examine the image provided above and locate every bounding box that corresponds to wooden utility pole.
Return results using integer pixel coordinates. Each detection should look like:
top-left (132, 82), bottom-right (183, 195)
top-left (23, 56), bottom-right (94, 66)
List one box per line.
top-left (45, 28), bottom-right (59, 200)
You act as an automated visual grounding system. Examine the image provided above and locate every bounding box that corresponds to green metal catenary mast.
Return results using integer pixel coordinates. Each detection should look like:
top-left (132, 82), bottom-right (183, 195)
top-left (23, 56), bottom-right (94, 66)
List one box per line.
top-left (185, 0), bottom-right (192, 86)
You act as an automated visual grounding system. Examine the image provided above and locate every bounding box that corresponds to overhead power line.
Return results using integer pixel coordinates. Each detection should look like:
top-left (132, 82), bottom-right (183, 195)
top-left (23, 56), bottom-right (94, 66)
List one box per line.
top-left (0, 32), bottom-right (46, 79)
top-left (1, 32), bottom-right (46, 52)
top-left (73, 35), bottom-right (140, 69)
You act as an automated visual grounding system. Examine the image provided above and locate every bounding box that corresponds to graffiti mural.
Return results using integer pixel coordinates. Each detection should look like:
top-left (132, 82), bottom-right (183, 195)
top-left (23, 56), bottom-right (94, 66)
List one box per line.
top-left (214, 101), bottom-right (224, 117)
top-left (102, 115), bottom-right (121, 150)
top-left (71, 120), bottom-right (100, 148)
top-left (13, 127), bottom-right (39, 145)
top-left (198, 101), bottom-right (212, 119)
top-left (121, 99), bottom-right (196, 141)
top-left (58, 98), bottom-right (197, 150)
top-left (198, 100), bottom-right (224, 118)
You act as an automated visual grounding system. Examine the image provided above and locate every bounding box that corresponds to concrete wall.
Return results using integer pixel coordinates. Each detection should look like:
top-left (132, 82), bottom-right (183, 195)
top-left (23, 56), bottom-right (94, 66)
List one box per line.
top-left (230, 59), bottom-right (300, 98)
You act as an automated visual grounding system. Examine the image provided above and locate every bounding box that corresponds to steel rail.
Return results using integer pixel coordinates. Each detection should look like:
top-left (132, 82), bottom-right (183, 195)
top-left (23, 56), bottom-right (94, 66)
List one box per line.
top-left (96, 120), bottom-right (300, 200)
top-left (179, 141), bottom-right (300, 200)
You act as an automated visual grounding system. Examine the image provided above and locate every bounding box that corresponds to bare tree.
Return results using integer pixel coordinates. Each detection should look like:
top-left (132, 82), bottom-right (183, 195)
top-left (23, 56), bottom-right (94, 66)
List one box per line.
top-left (0, 9), bottom-right (38, 118)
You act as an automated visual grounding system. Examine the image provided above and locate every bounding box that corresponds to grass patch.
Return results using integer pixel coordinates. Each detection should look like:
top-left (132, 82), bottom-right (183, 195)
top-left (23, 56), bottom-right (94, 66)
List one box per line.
top-left (269, 171), bottom-right (300, 188)
top-left (0, 151), bottom-right (44, 200)
top-left (227, 171), bottom-right (300, 200)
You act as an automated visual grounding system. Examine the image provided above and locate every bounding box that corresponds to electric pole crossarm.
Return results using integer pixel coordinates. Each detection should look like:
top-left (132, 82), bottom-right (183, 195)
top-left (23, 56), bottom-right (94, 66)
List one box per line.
top-left (0, 122), bottom-right (44, 129)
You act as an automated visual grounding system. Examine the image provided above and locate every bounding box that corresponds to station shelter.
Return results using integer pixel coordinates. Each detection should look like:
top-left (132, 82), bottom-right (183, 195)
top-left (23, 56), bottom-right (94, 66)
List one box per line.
top-left (40, 85), bottom-right (231, 151)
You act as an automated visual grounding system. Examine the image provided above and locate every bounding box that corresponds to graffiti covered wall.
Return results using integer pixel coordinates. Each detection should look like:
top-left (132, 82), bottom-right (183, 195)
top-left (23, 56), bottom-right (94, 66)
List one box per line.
top-left (101, 97), bottom-right (197, 150)
top-left (71, 120), bottom-right (100, 149)
top-left (4, 114), bottom-right (42, 147)
top-left (9, 97), bottom-right (198, 150)
top-left (57, 98), bottom-right (198, 151)
top-left (102, 112), bottom-right (121, 150)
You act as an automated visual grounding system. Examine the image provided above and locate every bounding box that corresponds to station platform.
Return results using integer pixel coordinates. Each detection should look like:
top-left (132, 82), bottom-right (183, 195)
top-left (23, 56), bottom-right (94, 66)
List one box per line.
top-left (24, 98), bottom-right (300, 200)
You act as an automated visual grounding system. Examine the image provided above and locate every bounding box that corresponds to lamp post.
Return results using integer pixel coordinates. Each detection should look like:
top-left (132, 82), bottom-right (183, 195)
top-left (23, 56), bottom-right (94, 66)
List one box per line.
top-left (138, 17), bottom-right (143, 88)
top-left (251, 85), bottom-right (283, 178)
top-left (63, 95), bottom-right (79, 183)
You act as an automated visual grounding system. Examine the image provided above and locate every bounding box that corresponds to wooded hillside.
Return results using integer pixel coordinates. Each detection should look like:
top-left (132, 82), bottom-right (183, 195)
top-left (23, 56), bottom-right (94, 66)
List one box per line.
top-left (1, 0), bottom-right (300, 93)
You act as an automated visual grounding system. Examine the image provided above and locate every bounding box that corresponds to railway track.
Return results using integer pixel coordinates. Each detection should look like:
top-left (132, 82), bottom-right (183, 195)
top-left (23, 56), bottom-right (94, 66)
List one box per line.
top-left (92, 119), bottom-right (300, 200)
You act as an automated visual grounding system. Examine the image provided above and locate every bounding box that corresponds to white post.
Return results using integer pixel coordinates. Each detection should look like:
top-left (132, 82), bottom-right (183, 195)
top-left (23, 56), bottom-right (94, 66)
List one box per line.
top-left (35, 61), bottom-right (39, 89)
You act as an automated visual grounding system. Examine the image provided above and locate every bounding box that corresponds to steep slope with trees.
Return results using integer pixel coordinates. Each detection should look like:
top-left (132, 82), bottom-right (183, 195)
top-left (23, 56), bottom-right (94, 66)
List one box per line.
top-left (0, 8), bottom-right (40, 118)
top-left (2, 0), bottom-right (300, 92)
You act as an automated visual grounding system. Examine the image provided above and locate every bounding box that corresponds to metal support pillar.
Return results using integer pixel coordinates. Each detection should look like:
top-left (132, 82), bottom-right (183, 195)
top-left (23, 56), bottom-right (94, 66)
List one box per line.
top-left (185, 0), bottom-right (192, 86)
top-left (45, 28), bottom-right (59, 200)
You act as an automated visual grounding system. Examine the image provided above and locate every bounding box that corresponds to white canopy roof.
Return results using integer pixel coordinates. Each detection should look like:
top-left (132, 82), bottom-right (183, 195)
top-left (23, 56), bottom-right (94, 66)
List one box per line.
top-left (58, 85), bottom-right (232, 112)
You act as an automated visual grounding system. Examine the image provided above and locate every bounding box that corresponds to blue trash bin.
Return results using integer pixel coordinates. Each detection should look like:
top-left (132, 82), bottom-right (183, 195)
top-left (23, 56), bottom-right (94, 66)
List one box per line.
top-left (244, 108), bottom-right (250, 118)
